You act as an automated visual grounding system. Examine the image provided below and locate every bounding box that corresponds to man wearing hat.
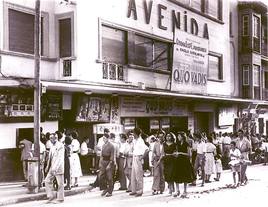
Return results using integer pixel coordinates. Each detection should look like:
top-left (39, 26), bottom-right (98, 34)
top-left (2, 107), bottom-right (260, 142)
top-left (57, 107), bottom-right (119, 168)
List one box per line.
top-left (236, 129), bottom-right (251, 185)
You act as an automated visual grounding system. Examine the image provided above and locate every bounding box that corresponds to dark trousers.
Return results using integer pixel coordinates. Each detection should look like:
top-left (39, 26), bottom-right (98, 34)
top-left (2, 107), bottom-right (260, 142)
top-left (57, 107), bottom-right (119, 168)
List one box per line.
top-left (118, 157), bottom-right (127, 189)
top-left (64, 158), bottom-right (71, 187)
top-left (99, 160), bottom-right (114, 194)
top-left (240, 163), bottom-right (248, 183)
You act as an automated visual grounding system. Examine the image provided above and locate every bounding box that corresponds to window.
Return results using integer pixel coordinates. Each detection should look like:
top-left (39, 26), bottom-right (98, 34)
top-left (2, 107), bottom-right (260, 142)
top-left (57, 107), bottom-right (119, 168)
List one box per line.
top-left (206, 0), bottom-right (218, 18)
top-left (242, 65), bottom-right (250, 85)
top-left (229, 12), bottom-right (233, 37)
top-left (102, 25), bottom-right (126, 65)
top-left (253, 65), bottom-right (260, 87)
top-left (59, 18), bottom-right (72, 58)
top-left (101, 25), bottom-right (171, 71)
top-left (8, 8), bottom-right (44, 55)
top-left (191, 0), bottom-right (202, 11)
top-left (242, 15), bottom-right (249, 36)
top-left (265, 71), bottom-right (268, 89)
top-left (253, 64), bottom-right (260, 99)
top-left (208, 53), bottom-right (222, 80)
top-left (134, 35), bottom-right (170, 70)
top-left (174, 0), bottom-right (190, 6)
top-left (253, 15), bottom-right (260, 38)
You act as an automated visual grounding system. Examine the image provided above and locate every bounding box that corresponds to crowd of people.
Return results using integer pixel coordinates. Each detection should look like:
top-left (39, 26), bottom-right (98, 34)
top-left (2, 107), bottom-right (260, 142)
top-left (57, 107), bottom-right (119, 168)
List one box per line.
top-left (19, 128), bottom-right (83, 204)
top-left (18, 127), bottom-right (268, 203)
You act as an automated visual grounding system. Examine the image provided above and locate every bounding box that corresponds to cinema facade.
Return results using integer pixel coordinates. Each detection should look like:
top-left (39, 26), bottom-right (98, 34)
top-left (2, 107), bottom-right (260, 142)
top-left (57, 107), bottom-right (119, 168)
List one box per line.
top-left (0, 0), bottom-right (267, 181)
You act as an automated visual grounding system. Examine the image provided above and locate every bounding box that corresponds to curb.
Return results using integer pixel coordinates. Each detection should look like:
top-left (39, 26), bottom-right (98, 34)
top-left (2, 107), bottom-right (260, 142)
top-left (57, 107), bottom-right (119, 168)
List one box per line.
top-left (0, 186), bottom-right (90, 206)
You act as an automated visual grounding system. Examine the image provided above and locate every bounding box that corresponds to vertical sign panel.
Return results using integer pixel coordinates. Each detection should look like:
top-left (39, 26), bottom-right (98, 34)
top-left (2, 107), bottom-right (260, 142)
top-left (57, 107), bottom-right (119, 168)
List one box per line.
top-left (171, 30), bottom-right (209, 94)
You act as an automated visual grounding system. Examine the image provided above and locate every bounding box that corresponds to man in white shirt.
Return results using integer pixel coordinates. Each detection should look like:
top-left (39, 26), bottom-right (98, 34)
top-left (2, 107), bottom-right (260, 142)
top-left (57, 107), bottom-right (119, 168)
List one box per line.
top-left (221, 132), bottom-right (231, 169)
top-left (45, 133), bottom-right (65, 204)
top-left (118, 134), bottom-right (128, 190)
top-left (191, 133), bottom-right (206, 187)
top-left (129, 128), bottom-right (148, 197)
top-left (236, 129), bottom-right (251, 185)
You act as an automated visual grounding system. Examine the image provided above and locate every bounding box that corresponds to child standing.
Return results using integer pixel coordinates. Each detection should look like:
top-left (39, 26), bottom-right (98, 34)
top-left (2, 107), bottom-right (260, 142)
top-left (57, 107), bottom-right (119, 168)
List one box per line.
top-left (214, 144), bottom-right (222, 181)
top-left (229, 141), bottom-right (241, 188)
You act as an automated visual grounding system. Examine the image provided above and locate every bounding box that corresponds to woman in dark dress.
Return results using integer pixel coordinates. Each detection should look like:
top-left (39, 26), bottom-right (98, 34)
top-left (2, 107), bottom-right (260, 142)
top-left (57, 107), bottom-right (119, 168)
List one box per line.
top-left (163, 132), bottom-right (177, 195)
top-left (173, 132), bottom-right (195, 197)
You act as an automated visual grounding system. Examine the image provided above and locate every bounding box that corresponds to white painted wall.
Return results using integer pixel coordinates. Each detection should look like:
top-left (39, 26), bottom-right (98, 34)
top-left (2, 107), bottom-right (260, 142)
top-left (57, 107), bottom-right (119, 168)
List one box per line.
top-left (0, 54), bottom-right (57, 79)
top-left (76, 0), bottom-right (234, 95)
top-left (0, 0), bottom-right (234, 96)
top-left (0, 121), bottom-right (58, 149)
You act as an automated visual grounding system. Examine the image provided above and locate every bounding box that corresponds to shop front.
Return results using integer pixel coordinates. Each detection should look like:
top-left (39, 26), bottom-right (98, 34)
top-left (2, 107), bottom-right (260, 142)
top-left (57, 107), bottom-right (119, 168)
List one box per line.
top-left (0, 89), bottom-right (61, 181)
top-left (119, 96), bottom-right (189, 135)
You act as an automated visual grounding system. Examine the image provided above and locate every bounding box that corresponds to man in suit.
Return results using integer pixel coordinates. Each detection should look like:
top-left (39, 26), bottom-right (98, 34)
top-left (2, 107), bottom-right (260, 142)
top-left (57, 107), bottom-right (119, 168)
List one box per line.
top-left (99, 133), bottom-right (115, 197)
top-left (236, 129), bottom-right (252, 185)
top-left (45, 133), bottom-right (65, 204)
top-left (151, 130), bottom-right (165, 195)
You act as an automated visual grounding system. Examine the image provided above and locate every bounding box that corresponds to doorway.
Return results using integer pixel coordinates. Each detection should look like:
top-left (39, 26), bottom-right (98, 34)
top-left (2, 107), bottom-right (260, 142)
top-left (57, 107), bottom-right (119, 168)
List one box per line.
top-left (136, 117), bottom-right (150, 136)
top-left (195, 112), bottom-right (210, 135)
top-left (170, 117), bottom-right (188, 134)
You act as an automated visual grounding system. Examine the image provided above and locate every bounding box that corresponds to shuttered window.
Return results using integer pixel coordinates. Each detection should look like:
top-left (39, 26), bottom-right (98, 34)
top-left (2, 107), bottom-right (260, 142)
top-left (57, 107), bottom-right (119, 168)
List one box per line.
top-left (8, 9), bottom-right (43, 55)
top-left (59, 18), bottom-right (72, 58)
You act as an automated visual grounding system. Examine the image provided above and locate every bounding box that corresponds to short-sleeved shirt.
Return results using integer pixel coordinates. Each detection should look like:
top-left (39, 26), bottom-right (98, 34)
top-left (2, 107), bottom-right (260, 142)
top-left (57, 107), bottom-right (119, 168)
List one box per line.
top-left (101, 141), bottom-right (115, 162)
top-left (230, 148), bottom-right (241, 160)
top-left (19, 139), bottom-right (33, 161)
top-left (133, 137), bottom-right (148, 156)
top-left (196, 141), bottom-right (206, 154)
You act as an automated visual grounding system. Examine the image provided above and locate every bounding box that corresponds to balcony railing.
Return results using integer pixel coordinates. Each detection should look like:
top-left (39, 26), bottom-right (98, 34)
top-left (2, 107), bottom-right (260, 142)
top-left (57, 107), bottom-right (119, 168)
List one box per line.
top-left (102, 62), bottom-right (124, 81)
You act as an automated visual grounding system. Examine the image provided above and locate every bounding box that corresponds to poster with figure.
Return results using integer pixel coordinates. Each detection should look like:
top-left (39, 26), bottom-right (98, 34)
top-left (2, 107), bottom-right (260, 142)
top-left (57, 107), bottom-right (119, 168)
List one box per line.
top-left (76, 96), bottom-right (89, 121)
top-left (76, 96), bottom-right (110, 122)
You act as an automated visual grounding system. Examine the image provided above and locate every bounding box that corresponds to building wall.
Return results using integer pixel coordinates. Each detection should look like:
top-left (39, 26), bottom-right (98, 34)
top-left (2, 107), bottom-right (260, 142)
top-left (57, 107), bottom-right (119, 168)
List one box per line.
top-left (0, 121), bottom-right (58, 149)
top-left (75, 0), bottom-right (234, 96)
top-left (0, 0), bottom-right (236, 97)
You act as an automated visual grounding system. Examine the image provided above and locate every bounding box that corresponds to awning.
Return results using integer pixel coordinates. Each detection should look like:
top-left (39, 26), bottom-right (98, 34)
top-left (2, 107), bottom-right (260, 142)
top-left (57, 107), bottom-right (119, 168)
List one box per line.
top-left (41, 80), bottom-right (268, 105)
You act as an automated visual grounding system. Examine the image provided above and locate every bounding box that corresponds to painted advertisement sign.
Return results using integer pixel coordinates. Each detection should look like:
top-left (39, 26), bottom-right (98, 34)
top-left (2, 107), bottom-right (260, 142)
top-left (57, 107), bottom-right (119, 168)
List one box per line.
top-left (171, 30), bottom-right (209, 94)
top-left (120, 96), bottom-right (187, 117)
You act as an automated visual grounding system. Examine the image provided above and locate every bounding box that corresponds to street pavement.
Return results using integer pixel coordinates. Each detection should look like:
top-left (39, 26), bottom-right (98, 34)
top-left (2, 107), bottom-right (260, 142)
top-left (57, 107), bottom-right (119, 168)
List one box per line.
top-left (1, 164), bottom-right (268, 207)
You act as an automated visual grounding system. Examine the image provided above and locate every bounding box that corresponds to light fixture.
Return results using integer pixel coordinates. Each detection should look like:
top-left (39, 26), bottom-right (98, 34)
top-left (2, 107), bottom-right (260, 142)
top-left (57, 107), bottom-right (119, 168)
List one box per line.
top-left (84, 90), bottom-right (92, 95)
top-left (112, 93), bottom-right (118, 97)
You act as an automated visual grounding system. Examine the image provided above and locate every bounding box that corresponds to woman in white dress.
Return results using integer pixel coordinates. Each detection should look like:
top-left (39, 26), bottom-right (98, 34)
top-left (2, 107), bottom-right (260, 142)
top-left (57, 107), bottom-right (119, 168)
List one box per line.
top-left (70, 131), bottom-right (82, 187)
top-left (204, 136), bottom-right (216, 183)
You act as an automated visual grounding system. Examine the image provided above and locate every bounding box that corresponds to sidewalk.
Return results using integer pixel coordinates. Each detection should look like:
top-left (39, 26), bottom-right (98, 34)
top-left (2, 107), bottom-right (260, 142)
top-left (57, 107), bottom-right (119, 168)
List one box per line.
top-left (0, 165), bottom-right (261, 206)
top-left (0, 175), bottom-right (96, 206)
